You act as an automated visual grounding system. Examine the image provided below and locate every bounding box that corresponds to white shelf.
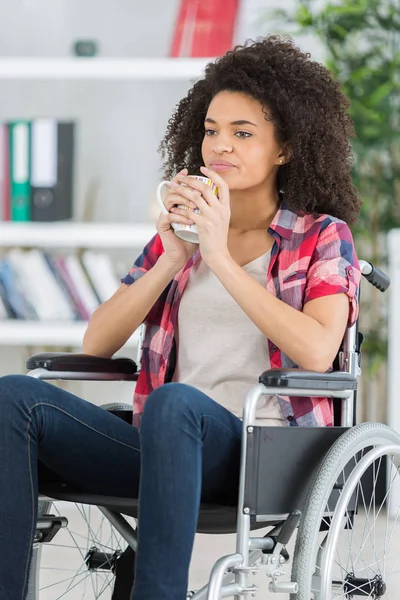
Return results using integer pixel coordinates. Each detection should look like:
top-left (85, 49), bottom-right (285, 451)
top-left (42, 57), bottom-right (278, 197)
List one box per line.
top-left (0, 57), bottom-right (214, 80)
top-left (0, 221), bottom-right (156, 248)
top-left (0, 320), bottom-right (139, 347)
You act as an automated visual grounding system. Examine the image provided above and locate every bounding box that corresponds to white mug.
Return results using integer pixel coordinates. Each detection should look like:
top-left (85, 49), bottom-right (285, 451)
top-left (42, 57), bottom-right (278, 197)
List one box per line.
top-left (156, 175), bottom-right (218, 243)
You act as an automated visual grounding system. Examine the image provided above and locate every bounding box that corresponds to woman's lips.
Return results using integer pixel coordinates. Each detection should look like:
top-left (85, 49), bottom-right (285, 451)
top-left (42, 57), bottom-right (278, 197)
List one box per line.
top-left (209, 162), bottom-right (236, 171)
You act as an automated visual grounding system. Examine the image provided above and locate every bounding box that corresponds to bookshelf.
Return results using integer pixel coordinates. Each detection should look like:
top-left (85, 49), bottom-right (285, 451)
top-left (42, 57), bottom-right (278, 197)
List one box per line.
top-left (0, 55), bottom-right (210, 351)
top-left (0, 222), bottom-right (156, 248)
top-left (0, 57), bottom-right (213, 80)
top-left (0, 320), bottom-right (141, 347)
top-left (0, 221), bottom-right (156, 347)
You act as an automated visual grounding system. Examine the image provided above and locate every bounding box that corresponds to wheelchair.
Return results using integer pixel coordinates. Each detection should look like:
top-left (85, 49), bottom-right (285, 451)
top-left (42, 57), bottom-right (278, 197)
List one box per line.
top-left (23, 259), bottom-right (400, 600)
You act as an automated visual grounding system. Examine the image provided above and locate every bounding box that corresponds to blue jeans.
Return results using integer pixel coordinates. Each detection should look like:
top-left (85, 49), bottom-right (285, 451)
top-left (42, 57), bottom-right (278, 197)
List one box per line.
top-left (0, 374), bottom-right (243, 600)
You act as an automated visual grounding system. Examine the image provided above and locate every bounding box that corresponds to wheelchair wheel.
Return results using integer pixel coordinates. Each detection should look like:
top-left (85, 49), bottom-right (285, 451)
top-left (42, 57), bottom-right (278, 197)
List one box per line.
top-left (30, 499), bottom-right (135, 600)
top-left (290, 422), bottom-right (400, 600)
top-left (30, 403), bottom-right (137, 600)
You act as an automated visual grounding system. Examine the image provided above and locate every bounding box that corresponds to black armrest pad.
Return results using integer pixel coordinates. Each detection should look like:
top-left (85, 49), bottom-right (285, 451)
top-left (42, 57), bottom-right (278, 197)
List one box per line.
top-left (26, 352), bottom-right (138, 375)
top-left (259, 368), bottom-right (357, 391)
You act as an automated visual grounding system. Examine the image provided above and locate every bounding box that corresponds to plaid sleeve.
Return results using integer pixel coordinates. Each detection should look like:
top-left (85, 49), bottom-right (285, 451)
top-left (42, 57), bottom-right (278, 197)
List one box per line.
top-left (304, 220), bottom-right (361, 325)
top-left (121, 233), bottom-right (164, 285)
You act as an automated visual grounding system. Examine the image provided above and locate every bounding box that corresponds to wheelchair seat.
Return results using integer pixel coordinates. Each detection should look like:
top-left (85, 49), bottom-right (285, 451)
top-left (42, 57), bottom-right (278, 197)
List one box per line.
top-left (38, 420), bottom-right (349, 535)
top-left (39, 481), bottom-right (275, 534)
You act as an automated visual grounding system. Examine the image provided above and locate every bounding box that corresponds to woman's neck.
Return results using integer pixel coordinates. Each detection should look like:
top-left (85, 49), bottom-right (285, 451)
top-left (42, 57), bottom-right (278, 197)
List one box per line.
top-left (228, 187), bottom-right (280, 235)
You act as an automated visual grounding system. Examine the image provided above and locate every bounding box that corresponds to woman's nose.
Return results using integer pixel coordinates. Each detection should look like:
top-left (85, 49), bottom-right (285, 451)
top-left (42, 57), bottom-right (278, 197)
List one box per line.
top-left (212, 139), bottom-right (233, 154)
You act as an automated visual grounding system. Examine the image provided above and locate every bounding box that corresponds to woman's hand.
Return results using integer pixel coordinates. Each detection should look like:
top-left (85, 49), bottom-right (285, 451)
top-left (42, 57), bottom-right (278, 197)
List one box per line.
top-left (169, 166), bottom-right (231, 269)
top-left (155, 168), bottom-right (199, 271)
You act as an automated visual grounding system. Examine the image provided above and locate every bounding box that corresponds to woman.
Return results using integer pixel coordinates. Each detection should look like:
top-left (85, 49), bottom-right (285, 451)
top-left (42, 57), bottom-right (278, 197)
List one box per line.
top-left (0, 35), bottom-right (361, 600)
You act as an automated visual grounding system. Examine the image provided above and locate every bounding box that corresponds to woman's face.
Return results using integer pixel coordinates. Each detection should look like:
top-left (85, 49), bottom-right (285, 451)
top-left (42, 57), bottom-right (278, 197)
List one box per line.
top-left (201, 91), bottom-right (285, 191)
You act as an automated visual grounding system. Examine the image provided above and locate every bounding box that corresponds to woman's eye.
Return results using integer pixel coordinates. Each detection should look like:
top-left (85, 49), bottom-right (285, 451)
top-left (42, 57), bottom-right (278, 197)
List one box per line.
top-left (235, 131), bottom-right (252, 139)
top-left (204, 129), bottom-right (251, 138)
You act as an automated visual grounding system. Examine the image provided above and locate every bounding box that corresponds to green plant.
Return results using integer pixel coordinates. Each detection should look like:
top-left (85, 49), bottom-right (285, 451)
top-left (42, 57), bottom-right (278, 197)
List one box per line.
top-left (264, 0), bottom-right (400, 420)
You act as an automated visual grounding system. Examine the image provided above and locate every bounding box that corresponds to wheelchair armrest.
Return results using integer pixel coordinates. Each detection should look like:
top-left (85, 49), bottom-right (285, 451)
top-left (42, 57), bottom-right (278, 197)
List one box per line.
top-left (259, 368), bottom-right (357, 391)
top-left (26, 352), bottom-right (138, 375)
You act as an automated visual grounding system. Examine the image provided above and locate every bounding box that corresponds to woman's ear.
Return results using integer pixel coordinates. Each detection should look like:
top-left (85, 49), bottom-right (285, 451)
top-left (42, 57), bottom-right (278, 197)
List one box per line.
top-left (276, 146), bottom-right (291, 165)
top-left (276, 155), bottom-right (288, 166)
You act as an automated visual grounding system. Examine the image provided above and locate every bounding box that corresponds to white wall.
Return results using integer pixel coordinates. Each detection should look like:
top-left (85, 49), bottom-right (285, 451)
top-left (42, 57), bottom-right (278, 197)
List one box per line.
top-left (0, 0), bottom-right (181, 57)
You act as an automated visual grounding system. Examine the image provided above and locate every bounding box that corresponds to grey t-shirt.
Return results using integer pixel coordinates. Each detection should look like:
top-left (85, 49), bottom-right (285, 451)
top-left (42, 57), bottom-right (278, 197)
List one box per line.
top-left (172, 250), bottom-right (286, 426)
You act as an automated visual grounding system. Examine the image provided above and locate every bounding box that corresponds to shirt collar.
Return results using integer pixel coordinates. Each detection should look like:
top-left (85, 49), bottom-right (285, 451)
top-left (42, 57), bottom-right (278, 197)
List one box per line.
top-left (268, 200), bottom-right (297, 240)
top-left (190, 200), bottom-right (298, 268)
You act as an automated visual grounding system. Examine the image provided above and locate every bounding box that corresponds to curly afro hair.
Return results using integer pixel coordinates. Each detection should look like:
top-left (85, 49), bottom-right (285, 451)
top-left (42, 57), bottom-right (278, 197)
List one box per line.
top-left (159, 35), bottom-right (361, 226)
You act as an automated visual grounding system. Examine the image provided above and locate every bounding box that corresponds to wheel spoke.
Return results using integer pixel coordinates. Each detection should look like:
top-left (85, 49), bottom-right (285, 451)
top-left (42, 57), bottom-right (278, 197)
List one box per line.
top-left (39, 567), bottom-right (89, 593)
top-left (352, 460), bottom-right (382, 576)
top-left (291, 428), bottom-right (400, 600)
top-left (328, 452), bottom-right (400, 597)
top-left (38, 502), bottom-right (130, 599)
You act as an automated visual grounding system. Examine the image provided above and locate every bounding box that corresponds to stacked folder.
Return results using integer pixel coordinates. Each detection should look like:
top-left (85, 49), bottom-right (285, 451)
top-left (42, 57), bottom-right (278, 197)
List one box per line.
top-left (0, 118), bottom-right (75, 222)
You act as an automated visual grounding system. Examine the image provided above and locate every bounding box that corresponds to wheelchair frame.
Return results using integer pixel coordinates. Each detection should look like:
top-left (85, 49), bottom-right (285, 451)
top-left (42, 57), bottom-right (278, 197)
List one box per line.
top-left (24, 259), bottom-right (399, 600)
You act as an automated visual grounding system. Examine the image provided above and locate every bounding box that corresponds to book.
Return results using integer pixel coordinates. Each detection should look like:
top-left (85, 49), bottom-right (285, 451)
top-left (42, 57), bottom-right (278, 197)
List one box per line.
top-left (0, 248), bottom-right (120, 322)
top-left (43, 253), bottom-right (81, 320)
top-left (62, 254), bottom-right (100, 319)
top-left (81, 250), bottom-right (120, 303)
top-left (9, 120), bottom-right (31, 222)
top-left (0, 124), bottom-right (3, 220)
top-left (26, 249), bottom-right (76, 320)
top-left (0, 278), bottom-right (13, 318)
top-left (0, 123), bottom-right (10, 221)
top-left (7, 249), bottom-right (55, 320)
top-left (30, 119), bottom-right (75, 222)
top-left (7, 249), bottom-right (76, 321)
top-left (0, 296), bottom-right (8, 319)
top-left (0, 258), bottom-right (37, 320)
top-left (51, 255), bottom-right (91, 320)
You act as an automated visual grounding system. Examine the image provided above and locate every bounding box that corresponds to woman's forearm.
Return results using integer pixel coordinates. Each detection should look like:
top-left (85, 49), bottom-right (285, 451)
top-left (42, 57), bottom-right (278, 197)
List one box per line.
top-left (208, 254), bottom-right (348, 372)
top-left (82, 254), bottom-right (179, 358)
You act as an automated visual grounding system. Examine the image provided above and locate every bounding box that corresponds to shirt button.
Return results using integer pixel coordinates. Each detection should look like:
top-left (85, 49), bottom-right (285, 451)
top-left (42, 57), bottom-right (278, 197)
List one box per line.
top-left (287, 415), bottom-right (294, 422)
top-left (270, 344), bottom-right (278, 352)
top-left (348, 268), bottom-right (354, 276)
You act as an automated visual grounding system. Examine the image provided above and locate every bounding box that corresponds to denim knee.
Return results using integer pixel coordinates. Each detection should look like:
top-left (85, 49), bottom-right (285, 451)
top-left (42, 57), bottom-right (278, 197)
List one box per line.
top-left (141, 383), bottom-right (198, 435)
top-left (0, 374), bottom-right (39, 414)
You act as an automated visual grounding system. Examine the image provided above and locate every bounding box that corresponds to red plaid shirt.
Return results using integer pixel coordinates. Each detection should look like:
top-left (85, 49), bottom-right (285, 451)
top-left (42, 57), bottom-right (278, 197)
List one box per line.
top-left (122, 204), bottom-right (360, 427)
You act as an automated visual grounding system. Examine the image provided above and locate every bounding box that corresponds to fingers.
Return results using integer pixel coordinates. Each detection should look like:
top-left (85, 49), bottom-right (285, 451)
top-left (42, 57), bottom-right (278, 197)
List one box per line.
top-left (160, 168), bottom-right (189, 212)
top-left (164, 189), bottom-right (198, 212)
top-left (199, 166), bottom-right (225, 191)
top-left (174, 176), bottom-right (217, 209)
top-left (199, 166), bottom-right (229, 206)
top-left (172, 168), bottom-right (188, 183)
top-left (158, 210), bottom-right (195, 228)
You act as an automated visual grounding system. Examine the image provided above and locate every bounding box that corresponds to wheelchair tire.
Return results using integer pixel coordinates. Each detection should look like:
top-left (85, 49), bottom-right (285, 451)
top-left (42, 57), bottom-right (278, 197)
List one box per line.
top-left (290, 422), bottom-right (400, 600)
